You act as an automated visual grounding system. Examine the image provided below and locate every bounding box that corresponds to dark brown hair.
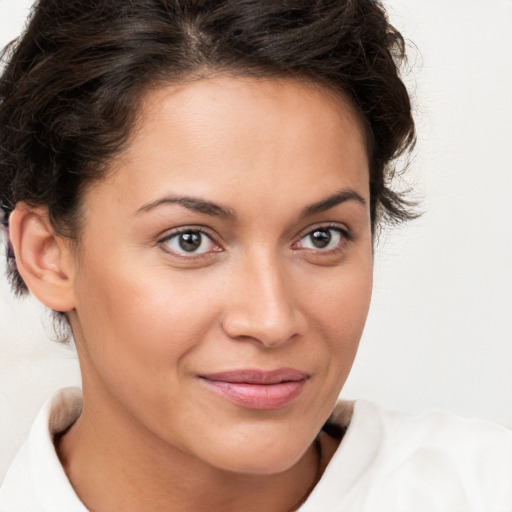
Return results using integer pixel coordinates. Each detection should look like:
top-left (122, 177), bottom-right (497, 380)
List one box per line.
top-left (0, 0), bottom-right (416, 296)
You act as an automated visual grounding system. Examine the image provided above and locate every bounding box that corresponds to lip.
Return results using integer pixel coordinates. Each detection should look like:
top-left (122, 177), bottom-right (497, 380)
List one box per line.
top-left (199, 368), bottom-right (309, 410)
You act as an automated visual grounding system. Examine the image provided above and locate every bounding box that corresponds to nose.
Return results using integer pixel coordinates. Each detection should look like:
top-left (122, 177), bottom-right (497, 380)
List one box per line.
top-left (221, 255), bottom-right (307, 348)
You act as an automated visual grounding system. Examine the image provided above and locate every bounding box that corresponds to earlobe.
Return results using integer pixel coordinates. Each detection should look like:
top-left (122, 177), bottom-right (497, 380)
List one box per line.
top-left (8, 203), bottom-right (76, 312)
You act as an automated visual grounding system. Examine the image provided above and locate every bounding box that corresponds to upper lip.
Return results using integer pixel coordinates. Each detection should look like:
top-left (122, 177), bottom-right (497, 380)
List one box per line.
top-left (199, 368), bottom-right (309, 384)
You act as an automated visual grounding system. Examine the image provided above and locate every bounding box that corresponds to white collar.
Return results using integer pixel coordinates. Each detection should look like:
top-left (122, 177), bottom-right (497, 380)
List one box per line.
top-left (0, 387), bottom-right (87, 511)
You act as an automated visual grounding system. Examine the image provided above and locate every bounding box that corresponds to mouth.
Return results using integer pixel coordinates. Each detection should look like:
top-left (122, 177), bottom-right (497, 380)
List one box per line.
top-left (198, 368), bottom-right (309, 410)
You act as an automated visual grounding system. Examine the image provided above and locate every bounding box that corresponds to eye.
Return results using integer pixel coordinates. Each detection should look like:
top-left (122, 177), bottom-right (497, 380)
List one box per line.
top-left (294, 226), bottom-right (348, 251)
top-left (160, 229), bottom-right (220, 256)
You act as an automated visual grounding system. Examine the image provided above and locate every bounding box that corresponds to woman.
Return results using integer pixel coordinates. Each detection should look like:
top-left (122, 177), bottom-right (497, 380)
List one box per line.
top-left (1, 0), bottom-right (511, 511)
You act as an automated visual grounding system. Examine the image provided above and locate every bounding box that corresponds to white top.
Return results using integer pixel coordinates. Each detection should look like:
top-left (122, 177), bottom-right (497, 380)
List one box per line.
top-left (1, 388), bottom-right (511, 512)
top-left (0, 388), bottom-right (87, 512)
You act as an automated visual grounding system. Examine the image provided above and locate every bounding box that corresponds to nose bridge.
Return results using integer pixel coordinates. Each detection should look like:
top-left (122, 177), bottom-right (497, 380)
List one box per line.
top-left (222, 248), bottom-right (304, 347)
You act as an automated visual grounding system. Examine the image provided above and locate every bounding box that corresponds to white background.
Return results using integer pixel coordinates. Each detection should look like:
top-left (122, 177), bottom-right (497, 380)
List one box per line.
top-left (1, 0), bottom-right (511, 482)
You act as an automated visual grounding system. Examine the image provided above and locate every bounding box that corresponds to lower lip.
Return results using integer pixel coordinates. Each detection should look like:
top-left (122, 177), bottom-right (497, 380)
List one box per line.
top-left (200, 379), bottom-right (306, 410)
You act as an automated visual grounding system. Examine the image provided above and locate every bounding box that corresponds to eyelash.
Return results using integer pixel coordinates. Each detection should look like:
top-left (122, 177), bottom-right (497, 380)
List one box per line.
top-left (157, 224), bottom-right (352, 258)
top-left (158, 227), bottom-right (221, 258)
top-left (293, 224), bottom-right (352, 254)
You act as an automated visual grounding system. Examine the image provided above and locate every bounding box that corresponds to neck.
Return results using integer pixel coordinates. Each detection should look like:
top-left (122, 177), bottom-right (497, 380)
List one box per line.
top-left (56, 385), bottom-right (329, 512)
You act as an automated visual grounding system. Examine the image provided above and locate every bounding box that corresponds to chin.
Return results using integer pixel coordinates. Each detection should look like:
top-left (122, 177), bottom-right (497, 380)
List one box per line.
top-left (199, 427), bottom-right (315, 476)
top-left (218, 454), bottom-right (305, 476)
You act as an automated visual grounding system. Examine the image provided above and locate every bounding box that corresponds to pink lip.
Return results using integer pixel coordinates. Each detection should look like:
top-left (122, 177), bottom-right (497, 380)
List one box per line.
top-left (199, 368), bottom-right (309, 410)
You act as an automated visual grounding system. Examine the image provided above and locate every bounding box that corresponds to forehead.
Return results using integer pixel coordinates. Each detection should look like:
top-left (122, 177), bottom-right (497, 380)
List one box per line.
top-left (133, 75), bottom-right (368, 165)
top-left (88, 76), bottom-right (369, 218)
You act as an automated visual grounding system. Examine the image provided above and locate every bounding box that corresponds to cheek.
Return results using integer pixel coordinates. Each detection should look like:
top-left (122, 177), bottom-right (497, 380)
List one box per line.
top-left (308, 255), bottom-right (373, 337)
top-left (71, 250), bottom-right (220, 395)
top-left (304, 253), bottom-right (373, 385)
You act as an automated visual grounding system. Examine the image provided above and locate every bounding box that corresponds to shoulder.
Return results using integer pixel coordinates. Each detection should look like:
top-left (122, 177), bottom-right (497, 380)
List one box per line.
top-left (0, 388), bottom-right (87, 512)
top-left (302, 400), bottom-right (512, 512)
top-left (354, 400), bottom-right (512, 473)
top-left (359, 400), bottom-right (512, 510)
top-left (352, 398), bottom-right (512, 452)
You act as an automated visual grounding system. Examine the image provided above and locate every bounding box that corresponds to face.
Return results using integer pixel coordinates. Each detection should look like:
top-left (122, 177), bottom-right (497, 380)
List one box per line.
top-left (68, 76), bottom-right (373, 475)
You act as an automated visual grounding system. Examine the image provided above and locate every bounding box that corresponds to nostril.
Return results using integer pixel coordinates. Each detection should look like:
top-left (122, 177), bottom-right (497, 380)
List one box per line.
top-left (221, 308), bottom-right (304, 348)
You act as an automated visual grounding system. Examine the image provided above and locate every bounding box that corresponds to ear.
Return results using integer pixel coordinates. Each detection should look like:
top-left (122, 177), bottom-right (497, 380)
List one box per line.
top-left (8, 203), bottom-right (76, 312)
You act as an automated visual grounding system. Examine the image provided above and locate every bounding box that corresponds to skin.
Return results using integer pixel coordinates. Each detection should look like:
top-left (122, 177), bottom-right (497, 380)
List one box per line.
top-left (16, 76), bottom-right (374, 511)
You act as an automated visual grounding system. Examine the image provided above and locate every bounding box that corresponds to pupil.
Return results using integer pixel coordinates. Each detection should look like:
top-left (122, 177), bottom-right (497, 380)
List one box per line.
top-left (311, 229), bottom-right (331, 248)
top-left (179, 232), bottom-right (201, 251)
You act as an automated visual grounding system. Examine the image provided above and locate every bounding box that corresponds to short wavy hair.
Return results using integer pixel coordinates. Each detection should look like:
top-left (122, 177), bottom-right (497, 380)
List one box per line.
top-left (0, 0), bottom-right (416, 296)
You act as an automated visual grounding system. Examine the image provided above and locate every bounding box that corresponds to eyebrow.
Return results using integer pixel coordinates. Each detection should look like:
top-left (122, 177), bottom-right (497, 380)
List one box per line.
top-left (136, 195), bottom-right (237, 220)
top-left (136, 188), bottom-right (366, 220)
top-left (299, 189), bottom-right (366, 219)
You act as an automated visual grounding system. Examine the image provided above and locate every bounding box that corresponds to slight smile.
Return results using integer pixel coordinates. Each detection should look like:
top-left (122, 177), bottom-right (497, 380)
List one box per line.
top-left (199, 369), bottom-right (310, 410)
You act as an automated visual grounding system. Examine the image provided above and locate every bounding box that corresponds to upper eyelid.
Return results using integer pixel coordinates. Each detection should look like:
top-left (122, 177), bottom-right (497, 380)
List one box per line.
top-left (157, 225), bottom-right (218, 243)
top-left (158, 228), bottom-right (223, 259)
top-left (155, 223), bottom-right (351, 248)
top-left (292, 225), bottom-right (353, 254)
top-left (295, 222), bottom-right (351, 241)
